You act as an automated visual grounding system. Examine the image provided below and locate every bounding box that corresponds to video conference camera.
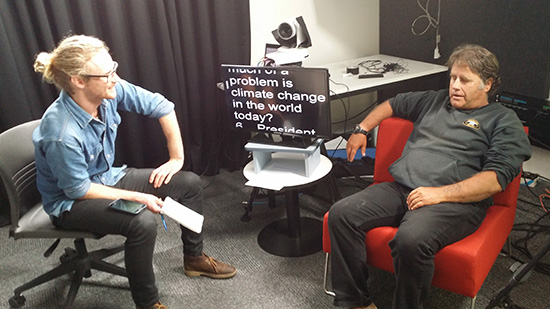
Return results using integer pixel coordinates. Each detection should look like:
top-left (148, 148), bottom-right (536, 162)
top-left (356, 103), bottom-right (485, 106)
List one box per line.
top-left (265, 16), bottom-right (312, 66)
top-left (272, 16), bottom-right (312, 48)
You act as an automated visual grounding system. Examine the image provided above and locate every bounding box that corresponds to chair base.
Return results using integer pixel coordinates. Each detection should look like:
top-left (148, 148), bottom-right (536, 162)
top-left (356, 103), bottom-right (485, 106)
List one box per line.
top-left (9, 238), bottom-right (126, 309)
top-left (323, 252), bottom-right (335, 297)
top-left (322, 252), bottom-right (477, 308)
top-left (258, 217), bottom-right (323, 257)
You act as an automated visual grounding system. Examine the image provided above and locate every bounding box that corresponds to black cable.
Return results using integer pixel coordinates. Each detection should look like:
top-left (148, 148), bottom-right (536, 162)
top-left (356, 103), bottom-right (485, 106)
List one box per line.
top-left (394, 59), bottom-right (409, 73)
top-left (511, 210), bottom-right (550, 275)
top-left (528, 134), bottom-right (550, 151)
top-left (198, 131), bottom-right (225, 177)
top-left (510, 182), bottom-right (550, 275)
top-left (358, 59), bottom-right (409, 74)
top-left (326, 78), bottom-right (379, 186)
top-left (358, 60), bottom-right (384, 73)
top-left (331, 99), bottom-right (378, 125)
top-left (199, 129), bottom-right (247, 178)
top-left (517, 197), bottom-right (545, 212)
top-left (528, 112), bottom-right (550, 150)
top-left (336, 176), bottom-right (373, 189)
top-left (328, 79), bottom-right (351, 158)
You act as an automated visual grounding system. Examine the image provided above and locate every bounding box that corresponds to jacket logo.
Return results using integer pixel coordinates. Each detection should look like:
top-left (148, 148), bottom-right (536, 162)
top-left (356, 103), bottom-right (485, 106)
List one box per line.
top-left (463, 119), bottom-right (480, 130)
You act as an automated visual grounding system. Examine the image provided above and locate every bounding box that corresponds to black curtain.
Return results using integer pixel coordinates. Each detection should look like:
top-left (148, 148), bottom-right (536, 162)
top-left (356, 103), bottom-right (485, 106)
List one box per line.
top-left (0, 0), bottom-right (251, 226)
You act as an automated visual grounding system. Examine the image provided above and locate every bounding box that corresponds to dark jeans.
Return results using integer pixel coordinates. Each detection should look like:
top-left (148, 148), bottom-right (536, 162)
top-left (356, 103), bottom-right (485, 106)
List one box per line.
top-left (53, 168), bottom-right (203, 308)
top-left (327, 182), bottom-right (490, 309)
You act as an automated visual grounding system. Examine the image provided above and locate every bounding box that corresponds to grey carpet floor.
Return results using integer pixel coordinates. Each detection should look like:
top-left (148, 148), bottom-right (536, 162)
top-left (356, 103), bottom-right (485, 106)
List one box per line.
top-left (1, 169), bottom-right (549, 309)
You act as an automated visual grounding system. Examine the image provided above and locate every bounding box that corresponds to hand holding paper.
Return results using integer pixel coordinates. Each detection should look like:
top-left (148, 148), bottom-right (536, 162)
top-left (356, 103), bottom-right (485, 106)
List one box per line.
top-left (161, 197), bottom-right (204, 234)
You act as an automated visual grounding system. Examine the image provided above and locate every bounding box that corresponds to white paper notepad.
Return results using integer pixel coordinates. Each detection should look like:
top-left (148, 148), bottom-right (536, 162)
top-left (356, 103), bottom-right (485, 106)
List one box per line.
top-left (161, 197), bottom-right (204, 234)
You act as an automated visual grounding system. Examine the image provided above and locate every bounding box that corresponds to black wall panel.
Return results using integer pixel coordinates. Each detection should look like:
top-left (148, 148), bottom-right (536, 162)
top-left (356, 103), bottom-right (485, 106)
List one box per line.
top-left (380, 0), bottom-right (550, 100)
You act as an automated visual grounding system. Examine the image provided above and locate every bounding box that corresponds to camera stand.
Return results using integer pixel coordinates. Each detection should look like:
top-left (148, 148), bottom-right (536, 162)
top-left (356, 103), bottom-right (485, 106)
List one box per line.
top-left (486, 241), bottom-right (550, 309)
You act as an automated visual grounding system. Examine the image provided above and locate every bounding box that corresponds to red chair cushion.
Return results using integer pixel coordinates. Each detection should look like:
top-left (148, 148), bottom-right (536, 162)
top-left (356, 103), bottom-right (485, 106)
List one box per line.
top-left (372, 117), bottom-right (413, 184)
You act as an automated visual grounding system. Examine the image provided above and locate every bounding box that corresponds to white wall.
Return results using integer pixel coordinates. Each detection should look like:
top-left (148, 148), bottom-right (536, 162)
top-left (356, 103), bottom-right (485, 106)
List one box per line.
top-left (249, 0), bottom-right (379, 66)
top-left (249, 0), bottom-right (380, 136)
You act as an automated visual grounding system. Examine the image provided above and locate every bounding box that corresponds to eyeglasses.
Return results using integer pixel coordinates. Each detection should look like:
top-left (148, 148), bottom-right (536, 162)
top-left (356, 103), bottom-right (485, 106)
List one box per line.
top-left (82, 61), bottom-right (118, 83)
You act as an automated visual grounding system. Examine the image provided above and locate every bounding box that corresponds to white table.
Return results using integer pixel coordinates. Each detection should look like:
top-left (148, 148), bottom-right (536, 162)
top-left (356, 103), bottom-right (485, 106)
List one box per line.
top-left (243, 154), bottom-right (333, 257)
top-left (316, 54), bottom-right (448, 98)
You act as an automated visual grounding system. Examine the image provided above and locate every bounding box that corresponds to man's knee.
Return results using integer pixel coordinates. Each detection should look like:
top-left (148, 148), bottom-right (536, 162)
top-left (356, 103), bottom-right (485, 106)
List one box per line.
top-left (328, 199), bottom-right (357, 231)
top-left (390, 228), bottom-right (434, 258)
top-left (179, 170), bottom-right (201, 186)
top-left (128, 211), bottom-right (158, 241)
top-left (173, 171), bottom-right (202, 196)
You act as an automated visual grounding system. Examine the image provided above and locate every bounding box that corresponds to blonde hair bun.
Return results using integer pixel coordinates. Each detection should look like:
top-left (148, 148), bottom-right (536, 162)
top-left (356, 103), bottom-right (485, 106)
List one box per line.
top-left (33, 52), bottom-right (52, 73)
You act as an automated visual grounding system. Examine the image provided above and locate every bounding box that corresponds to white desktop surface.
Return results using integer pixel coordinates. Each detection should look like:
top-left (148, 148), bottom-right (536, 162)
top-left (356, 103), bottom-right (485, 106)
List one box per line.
top-left (243, 153), bottom-right (332, 190)
top-left (523, 145), bottom-right (550, 180)
top-left (316, 54), bottom-right (448, 96)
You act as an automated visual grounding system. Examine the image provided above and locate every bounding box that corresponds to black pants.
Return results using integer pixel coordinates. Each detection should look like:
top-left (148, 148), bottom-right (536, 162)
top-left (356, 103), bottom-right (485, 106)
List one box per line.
top-left (328, 182), bottom-right (490, 309)
top-left (54, 168), bottom-right (203, 308)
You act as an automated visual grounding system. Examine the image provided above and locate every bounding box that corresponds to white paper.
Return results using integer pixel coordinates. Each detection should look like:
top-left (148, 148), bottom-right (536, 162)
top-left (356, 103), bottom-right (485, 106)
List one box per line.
top-left (324, 136), bottom-right (347, 150)
top-left (161, 197), bottom-right (204, 234)
top-left (245, 177), bottom-right (284, 190)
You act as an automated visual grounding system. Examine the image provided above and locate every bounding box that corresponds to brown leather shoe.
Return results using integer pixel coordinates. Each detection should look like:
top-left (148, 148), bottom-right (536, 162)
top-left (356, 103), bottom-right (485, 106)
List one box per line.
top-left (136, 301), bottom-right (167, 309)
top-left (184, 253), bottom-right (237, 279)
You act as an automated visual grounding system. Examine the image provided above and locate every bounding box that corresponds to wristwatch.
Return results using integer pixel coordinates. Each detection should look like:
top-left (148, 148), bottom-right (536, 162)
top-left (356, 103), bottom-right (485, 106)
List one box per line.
top-left (352, 124), bottom-right (369, 136)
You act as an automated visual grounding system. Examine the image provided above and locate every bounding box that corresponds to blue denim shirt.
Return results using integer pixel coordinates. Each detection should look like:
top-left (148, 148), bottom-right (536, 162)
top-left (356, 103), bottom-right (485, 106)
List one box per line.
top-left (33, 79), bottom-right (175, 217)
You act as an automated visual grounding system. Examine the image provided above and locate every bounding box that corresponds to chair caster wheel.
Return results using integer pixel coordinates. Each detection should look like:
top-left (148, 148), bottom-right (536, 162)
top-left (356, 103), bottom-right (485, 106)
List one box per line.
top-left (9, 295), bottom-right (26, 308)
top-left (60, 253), bottom-right (71, 263)
top-left (60, 248), bottom-right (77, 263)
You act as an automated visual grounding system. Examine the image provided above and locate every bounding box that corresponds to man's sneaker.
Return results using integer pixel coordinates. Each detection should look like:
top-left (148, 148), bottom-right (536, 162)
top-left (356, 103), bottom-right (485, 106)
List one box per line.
top-left (184, 253), bottom-right (237, 279)
top-left (136, 301), bottom-right (167, 309)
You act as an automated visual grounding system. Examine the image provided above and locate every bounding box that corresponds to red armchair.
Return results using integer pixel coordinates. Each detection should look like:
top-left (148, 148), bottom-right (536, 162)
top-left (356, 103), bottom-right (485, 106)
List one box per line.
top-left (323, 117), bottom-right (524, 308)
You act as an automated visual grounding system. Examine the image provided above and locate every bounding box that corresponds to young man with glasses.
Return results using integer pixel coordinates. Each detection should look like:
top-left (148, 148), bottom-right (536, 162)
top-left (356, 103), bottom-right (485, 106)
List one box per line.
top-left (82, 61), bottom-right (119, 82)
top-left (32, 34), bottom-right (236, 309)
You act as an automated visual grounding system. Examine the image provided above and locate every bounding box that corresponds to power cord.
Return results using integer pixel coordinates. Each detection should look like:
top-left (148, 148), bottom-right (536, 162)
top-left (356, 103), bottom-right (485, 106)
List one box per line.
top-left (328, 80), bottom-right (351, 158)
top-left (327, 79), bottom-right (377, 159)
top-left (509, 175), bottom-right (550, 276)
top-left (358, 59), bottom-right (383, 73)
top-left (411, 0), bottom-right (441, 59)
top-left (511, 211), bottom-right (550, 276)
top-left (528, 134), bottom-right (550, 151)
top-left (358, 59), bottom-right (409, 74)
top-left (332, 99), bottom-right (378, 125)
top-left (257, 56), bottom-right (275, 67)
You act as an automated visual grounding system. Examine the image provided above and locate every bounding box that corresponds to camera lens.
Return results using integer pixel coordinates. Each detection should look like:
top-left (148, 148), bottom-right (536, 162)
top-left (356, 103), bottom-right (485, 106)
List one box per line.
top-left (277, 22), bottom-right (295, 40)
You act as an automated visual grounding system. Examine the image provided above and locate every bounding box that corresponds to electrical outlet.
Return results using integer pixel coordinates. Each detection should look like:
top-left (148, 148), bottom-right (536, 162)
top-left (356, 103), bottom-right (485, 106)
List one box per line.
top-left (434, 47), bottom-right (441, 59)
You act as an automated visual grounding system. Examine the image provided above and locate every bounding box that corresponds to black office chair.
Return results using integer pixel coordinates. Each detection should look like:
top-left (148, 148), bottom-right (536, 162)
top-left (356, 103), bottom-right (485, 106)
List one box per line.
top-left (0, 120), bottom-right (127, 308)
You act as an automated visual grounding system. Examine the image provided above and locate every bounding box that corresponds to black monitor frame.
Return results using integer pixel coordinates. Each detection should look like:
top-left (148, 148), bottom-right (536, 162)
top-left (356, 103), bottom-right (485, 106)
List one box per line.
top-left (221, 64), bottom-right (331, 147)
